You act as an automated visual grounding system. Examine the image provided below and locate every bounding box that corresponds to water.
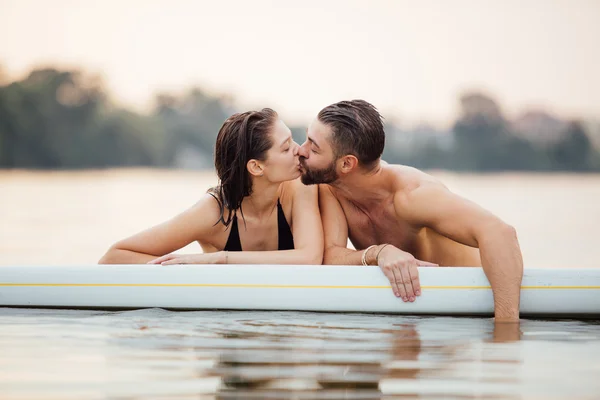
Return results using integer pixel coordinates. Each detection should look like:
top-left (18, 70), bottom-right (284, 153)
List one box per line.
top-left (2, 170), bottom-right (600, 267)
top-left (1, 308), bottom-right (599, 399)
top-left (1, 169), bottom-right (600, 398)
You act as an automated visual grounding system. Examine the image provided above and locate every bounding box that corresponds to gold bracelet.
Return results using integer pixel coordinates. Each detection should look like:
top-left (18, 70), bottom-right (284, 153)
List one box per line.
top-left (375, 244), bottom-right (390, 263)
top-left (361, 245), bottom-right (377, 266)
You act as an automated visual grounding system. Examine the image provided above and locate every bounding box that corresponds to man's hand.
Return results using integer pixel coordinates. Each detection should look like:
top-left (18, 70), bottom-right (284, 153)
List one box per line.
top-left (373, 245), bottom-right (438, 302)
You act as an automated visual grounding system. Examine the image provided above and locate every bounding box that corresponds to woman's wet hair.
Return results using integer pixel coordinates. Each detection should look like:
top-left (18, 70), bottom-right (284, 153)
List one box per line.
top-left (210, 108), bottom-right (278, 227)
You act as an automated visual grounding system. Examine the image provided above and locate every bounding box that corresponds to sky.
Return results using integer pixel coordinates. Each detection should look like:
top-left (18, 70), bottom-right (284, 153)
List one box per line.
top-left (1, 0), bottom-right (599, 127)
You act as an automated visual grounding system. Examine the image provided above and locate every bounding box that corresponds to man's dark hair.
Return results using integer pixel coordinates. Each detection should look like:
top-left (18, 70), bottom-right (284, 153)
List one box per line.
top-left (317, 100), bottom-right (385, 169)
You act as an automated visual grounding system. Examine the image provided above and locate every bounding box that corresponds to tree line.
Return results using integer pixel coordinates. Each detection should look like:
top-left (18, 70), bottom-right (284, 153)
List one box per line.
top-left (1, 66), bottom-right (598, 172)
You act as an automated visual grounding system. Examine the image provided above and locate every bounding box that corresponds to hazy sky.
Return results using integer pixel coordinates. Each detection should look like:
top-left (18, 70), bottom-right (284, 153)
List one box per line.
top-left (1, 0), bottom-right (599, 126)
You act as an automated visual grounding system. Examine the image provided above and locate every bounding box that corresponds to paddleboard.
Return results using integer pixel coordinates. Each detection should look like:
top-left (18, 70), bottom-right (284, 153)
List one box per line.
top-left (0, 265), bottom-right (598, 317)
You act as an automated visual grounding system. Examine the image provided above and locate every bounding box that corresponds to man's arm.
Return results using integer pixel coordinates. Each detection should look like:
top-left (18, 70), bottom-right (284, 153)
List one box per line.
top-left (397, 182), bottom-right (524, 322)
top-left (320, 185), bottom-right (435, 302)
top-left (318, 185), bottom-right (359, 265)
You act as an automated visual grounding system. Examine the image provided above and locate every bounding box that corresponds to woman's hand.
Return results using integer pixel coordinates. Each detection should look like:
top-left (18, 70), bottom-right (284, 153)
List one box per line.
top-left (147, 252), bottom-right (226, 265)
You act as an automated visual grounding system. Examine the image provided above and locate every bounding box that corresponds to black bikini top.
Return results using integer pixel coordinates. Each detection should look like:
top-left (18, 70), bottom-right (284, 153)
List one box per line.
top-left (209, 193), bottom-right (294, 251)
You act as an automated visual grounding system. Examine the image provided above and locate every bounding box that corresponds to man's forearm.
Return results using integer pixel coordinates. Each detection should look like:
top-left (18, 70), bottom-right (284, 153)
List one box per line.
top-left (323, 245), bottom-right (364, 265)
top-left (323, 244), bottom-right (384, 265)
top-left (478, 225), bottom-right (524, 322)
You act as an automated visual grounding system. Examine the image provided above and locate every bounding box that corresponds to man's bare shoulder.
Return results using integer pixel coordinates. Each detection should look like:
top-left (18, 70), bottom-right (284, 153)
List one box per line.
top-left (380, 164), bottom-right (452, 221)
top-left (381, 163), bottom-right (444, 193)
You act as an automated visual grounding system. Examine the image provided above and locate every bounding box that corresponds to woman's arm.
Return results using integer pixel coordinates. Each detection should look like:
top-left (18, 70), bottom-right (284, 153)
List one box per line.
top-left (98, 194), bottom-right (221, 264)
top-left (153, 179), bottom-right (324, 265)
top-left (228, 179), bottom-right (323, 264)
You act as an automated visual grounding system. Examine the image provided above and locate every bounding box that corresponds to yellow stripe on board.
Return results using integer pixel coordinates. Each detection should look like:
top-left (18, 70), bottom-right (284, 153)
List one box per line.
top-left (0, 283), bottom-right (387, 289)
top-left (0, 283), bottom-right (599, 289)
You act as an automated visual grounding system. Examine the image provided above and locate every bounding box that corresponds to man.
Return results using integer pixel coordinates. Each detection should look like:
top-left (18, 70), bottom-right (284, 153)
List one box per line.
top-left (297, 100), bottom-right (523, 322)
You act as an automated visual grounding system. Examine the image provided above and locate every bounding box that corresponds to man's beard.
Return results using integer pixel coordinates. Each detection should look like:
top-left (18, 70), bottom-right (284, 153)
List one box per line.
top-left (300, 159), bottom-right (338, 185)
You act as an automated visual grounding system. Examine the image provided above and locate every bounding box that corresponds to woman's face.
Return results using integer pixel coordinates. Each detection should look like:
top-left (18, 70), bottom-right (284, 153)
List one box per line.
top-left (262, 119), bottom-right (301, 183)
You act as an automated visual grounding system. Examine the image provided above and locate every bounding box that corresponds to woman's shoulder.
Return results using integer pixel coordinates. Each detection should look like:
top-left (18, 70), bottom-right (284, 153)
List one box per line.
top-left (279, 179), bottom-right (318, 213)
top-left (280, 178), bottom-right (317, 198)
top-left (192, 190), bottom-right (233, 227)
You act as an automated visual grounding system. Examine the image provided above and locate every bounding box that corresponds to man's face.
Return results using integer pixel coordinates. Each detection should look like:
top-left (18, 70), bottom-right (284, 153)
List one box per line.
top-left (297, 119), bottom-right (339, 185)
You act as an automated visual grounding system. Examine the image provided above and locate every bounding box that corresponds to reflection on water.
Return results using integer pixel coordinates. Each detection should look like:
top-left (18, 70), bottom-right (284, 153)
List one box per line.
top-left (1, 308), bottom-right (599, 399)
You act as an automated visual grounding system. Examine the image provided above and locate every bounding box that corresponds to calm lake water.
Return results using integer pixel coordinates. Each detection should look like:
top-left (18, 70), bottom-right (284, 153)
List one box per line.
top-left (2, 169), bottom-right (600, 267)
top-left (1, 169), bottom-right (599, 399)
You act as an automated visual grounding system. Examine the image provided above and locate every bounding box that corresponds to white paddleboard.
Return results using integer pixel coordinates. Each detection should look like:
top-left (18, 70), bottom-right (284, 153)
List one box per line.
top-left (0, 265), bottom-right (598, 317)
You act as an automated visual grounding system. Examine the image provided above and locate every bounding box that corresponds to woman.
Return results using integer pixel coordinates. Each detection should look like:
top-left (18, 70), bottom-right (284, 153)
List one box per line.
top-left (99, 108), bottom-right (323, 265)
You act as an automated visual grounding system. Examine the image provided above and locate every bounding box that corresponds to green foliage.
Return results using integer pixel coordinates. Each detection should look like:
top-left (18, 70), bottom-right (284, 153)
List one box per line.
top-left (1, 67), bottom-right (598, 172)
top-left (550, 122), bottom-right (595, 171)
top-left (0, 67), bottom-right (232, 169)
top-left (383, 92), bottom-right (599, 172)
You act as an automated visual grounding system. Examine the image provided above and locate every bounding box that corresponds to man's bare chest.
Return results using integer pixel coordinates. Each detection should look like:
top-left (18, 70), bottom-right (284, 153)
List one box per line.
top-left (340, 202), bottom-right (419, 252)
